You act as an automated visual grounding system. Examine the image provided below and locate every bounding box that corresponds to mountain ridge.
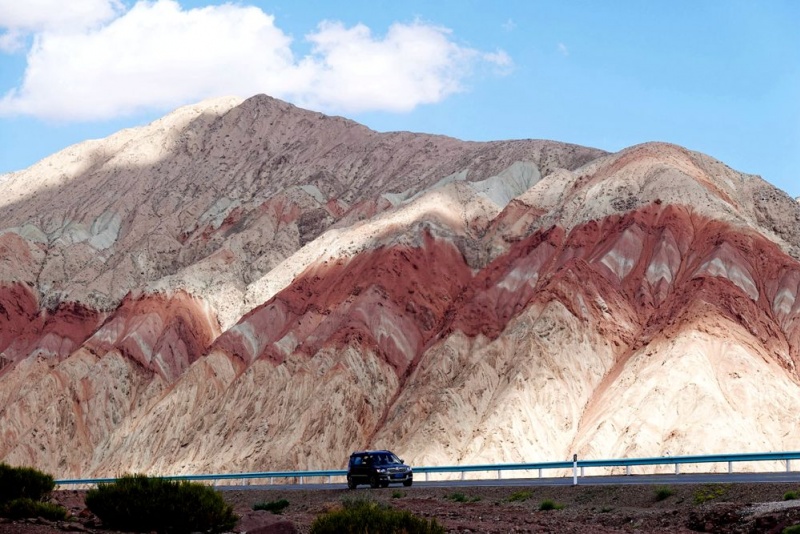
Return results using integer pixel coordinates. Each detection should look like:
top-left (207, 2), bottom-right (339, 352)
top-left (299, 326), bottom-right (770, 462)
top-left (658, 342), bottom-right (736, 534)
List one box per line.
top-left (0, 94), bottom-right (798, 477)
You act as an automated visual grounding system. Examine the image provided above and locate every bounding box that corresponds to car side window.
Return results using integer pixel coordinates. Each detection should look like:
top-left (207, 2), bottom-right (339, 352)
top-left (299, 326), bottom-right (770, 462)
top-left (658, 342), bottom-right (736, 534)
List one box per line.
top-left (352, 456), bottom-right (362, 466)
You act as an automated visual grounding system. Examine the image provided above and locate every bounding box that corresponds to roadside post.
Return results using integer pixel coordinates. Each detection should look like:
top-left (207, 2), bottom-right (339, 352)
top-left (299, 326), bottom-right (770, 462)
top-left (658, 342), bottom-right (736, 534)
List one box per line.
top-left (572, 454), bottom-right (578, 486)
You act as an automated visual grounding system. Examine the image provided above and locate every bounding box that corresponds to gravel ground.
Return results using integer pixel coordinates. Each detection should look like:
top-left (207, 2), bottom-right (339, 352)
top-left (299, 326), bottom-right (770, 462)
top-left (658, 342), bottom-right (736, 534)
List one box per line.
top-left (3, 482), bottom-right (800, 533)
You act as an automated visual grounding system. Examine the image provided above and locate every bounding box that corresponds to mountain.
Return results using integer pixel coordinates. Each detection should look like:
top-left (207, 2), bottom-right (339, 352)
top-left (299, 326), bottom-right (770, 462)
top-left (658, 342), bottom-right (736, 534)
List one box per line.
top-left (0, 95), bottom-right (798, 478)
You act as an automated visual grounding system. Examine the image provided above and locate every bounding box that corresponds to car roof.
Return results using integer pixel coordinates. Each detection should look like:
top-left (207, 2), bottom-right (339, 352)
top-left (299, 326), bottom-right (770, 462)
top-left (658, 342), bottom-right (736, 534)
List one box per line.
top-left (350, 450), bottom-right (393, 455)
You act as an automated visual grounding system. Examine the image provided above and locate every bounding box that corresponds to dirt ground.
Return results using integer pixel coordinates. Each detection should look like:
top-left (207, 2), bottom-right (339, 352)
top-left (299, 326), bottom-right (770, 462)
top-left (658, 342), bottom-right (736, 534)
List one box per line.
top-left (3, 481), bottom-right (800, 533)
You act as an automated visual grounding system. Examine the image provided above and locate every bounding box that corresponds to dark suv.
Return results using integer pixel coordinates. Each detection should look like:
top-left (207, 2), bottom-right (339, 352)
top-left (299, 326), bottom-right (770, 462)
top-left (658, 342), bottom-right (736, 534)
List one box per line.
top-left (347, 450), bottom-right (413, 489)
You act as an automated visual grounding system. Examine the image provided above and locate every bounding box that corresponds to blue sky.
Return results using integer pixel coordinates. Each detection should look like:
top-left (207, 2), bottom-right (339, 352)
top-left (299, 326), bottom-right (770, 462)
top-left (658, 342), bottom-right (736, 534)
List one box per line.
top-left (1, 1), bottom-right (798, 197)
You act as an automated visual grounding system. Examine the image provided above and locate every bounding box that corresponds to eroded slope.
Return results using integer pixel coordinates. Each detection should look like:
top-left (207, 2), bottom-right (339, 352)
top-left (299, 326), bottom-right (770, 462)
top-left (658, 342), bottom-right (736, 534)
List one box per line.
top-left (0, 96), bottom-right (798, 477)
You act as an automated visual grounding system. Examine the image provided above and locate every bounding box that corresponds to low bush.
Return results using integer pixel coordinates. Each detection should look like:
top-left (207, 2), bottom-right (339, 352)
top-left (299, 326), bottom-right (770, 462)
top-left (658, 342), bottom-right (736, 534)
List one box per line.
top-left (253, 498), bottom-right (289, 514)
top-left (391, 490), bottom-right (405, 499)
top-left (1, 498), bottom-right (68, 521)
top-left (446, 492), bottom-right (479, 503)
top-left (783, 525), bottom-right (800, 534)
top-left (785, 490), bottom-right (800, 501)
top-left (655, 486), bottom-right (674, 501)
top-left (0, 463), bottom-right (56, 504)
top-left (693, 484), bottom-right (728, 505)
top-left (85, 474), bottom-right (237, 533)
top-left (507, 489), bottom-right (533, 502)
top-left (340, 496), bottom-right (373, 509)
top-left (310, 499), bottom-right (444, 534)
top-left (539, 499), bottom-right (565, 511)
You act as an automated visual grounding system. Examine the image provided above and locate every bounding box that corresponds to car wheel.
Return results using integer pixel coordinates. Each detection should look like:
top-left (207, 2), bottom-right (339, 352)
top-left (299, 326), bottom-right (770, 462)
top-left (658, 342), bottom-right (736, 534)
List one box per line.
top-left (347, 476), bottom-right (356, 490)
top-left (380, 481), bottom-right (389, 488)
top-left (370, 475), bottom-right (379, 489)
top-left (403, 480), bottom-right (412, 487)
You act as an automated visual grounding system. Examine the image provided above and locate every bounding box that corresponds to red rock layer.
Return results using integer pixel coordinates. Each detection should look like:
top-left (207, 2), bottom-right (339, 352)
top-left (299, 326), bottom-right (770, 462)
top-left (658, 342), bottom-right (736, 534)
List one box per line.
top-left (452, 203), bottom-right (798, 372)
top-left (0, 284), bottom-right (218, 381)
top-left (0, 283), bottom-right (40, 359)
top-left (228, 202), bottom-right (799, 389)
top-left (216, 230), bottom-right (473, 378)
top-left (85, 291), bottom-right (221, 381)
top-left (0, 284), bottom-right (104, 370)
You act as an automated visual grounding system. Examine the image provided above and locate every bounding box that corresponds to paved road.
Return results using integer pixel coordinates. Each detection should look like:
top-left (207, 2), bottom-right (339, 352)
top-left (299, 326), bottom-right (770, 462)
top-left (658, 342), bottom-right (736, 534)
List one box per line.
top-left (218, 471), bottom-right (800, 492)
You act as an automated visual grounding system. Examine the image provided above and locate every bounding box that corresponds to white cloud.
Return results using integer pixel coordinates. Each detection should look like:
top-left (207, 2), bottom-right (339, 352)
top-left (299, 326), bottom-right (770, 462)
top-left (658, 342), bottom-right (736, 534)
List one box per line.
top-left (294, 20), bottom-right (486, 113)
top-left (483, 50), bottom-right (513, 69)
top-left (557, 42), bottom-right (569, 56)
top-left (0, 29), bottom-right (22, 52)
top-left (0, 0), bottom-right (123, 51)
top-left (1, 1), bottom-right (297, 120)
top-left (0, 0), bottom-right (511, 121)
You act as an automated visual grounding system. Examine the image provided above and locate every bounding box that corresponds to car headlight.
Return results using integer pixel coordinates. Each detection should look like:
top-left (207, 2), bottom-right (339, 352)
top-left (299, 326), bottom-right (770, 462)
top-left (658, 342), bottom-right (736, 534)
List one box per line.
top-left (377, 468), bottom-right (387, 473)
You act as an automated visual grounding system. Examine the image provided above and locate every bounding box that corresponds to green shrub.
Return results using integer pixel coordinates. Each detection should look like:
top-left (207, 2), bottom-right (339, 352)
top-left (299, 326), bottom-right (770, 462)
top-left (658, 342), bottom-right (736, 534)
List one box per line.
top-left (539, 499), bottom-right (564, 511)
top-left (253, 498), bottom-right (289, 514)
top-left (655, 486), bottom-right (674, 501)
top-left (693, 484), bottom-right (728, 505)
top-left (785, 490), bottom-right (800, 501)
top-left (783, 525), bottom-right (800, 534)
top-left (391, 490), bottom-right (405, 499)
top-left (0, 463), bottom-right (56, 504)
top-left (341, 496), bottom-right (374, 509)
top-left (2, 498), bottom-right (68, 521)
top-left (85, 474), bottom-right (237, 533)
top-left (446, 492), bottom-right (479, 503)
top-left (507, 489), bottom-right (533, 502)
top-left (310, 499), bottom-right (444, 534)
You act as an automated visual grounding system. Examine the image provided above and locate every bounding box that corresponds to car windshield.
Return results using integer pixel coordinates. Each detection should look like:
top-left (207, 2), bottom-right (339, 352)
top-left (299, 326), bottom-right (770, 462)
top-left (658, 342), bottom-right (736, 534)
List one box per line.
top-left (373, 452), bottom-right (401, 465)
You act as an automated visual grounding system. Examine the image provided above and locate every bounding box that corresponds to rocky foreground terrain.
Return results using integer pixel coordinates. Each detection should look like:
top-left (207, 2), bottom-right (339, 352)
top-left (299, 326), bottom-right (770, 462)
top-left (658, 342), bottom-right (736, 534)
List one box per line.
top-left (0, 94), bottom-right (799, 479)
top-left (3, 482), bottom-right (800, 533)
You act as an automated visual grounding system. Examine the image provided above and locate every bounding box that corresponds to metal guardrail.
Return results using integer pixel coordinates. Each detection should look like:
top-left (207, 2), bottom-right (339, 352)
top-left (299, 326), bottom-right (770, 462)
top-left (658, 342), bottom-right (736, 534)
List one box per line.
top-left (54, 451), bottom-right (800, 487)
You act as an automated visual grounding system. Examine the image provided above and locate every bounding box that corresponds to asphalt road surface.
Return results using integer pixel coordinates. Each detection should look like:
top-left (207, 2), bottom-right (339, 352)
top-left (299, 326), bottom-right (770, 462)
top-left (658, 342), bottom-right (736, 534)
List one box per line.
top-left (218, 471), bottom-right (800, 492)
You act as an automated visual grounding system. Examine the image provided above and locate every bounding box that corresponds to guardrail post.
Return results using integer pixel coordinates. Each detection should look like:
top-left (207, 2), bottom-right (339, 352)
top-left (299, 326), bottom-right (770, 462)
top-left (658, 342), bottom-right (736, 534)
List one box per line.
top-left (580, 466), bottom-right (585, 477)
top-left (425, 472), bottom-right (429, 482)
top-left (300, 476), bottom-right (304, 485)
top-left (728, 461), bottom-right (732, 474)
top-left (625, 466), bottom-right (630, 476)
top-left (538, 468), bottom-right (542, 479)
top-left (572, 454), bottom-right (578, 486)
top-left (788, 460), bottom-right (792, 473)
top-left (460, 471), bottom-right (465, 481)
top-left (675, 464), bottom-right (680, 475)
top-left (328, 475), bottom-right (332, 484)
top-left (497, 469), bottom-right (502, 480)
